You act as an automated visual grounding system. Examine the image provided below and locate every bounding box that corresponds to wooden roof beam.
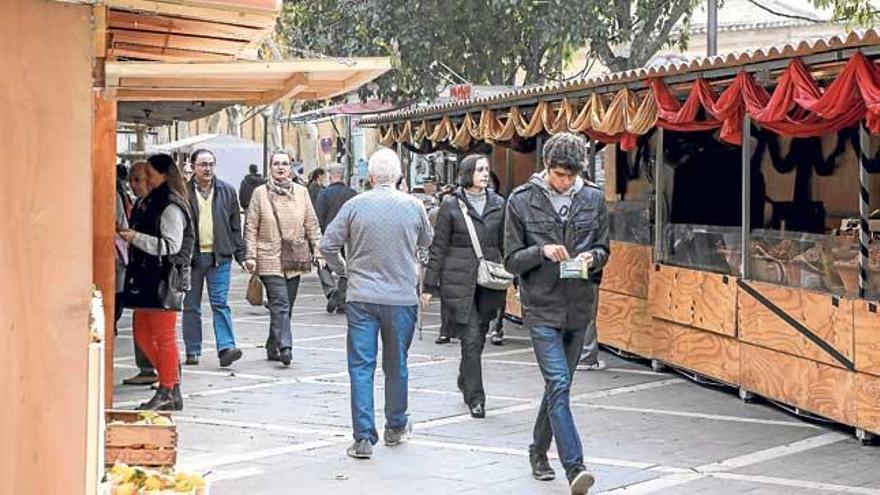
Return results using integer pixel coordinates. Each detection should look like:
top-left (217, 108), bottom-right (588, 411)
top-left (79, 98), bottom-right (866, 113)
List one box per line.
top-left (115, 88), bottom-right (263, 101)
top-left (108, 10), bottom-right (261, 40)
top-left (104, 0), bottom-right (280, 29)
top-left (250, 73), bottom-right (309, 104)
top-left (109, 30), bottom-right (249, 55)
top-left (108, 43), bottom-right (235, 63)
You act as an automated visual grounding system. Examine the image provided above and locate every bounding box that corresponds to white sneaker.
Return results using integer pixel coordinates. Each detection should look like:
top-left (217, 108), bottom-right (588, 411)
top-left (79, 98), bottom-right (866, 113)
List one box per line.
top-left (577, 359), bottom-right (607, 371)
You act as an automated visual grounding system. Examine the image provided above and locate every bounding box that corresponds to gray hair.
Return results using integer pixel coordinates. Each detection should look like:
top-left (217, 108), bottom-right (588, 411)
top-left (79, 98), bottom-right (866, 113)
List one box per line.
top-left (327, 162), bottom-right (346, 179)
top-left (367, 148), bottom-right (401, 185)
top-left (543, 132), bottom-right (587, 173)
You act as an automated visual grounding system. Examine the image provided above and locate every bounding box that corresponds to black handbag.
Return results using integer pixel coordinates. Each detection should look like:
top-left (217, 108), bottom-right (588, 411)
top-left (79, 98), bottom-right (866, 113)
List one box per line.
top-left (122, 224), bottom-right (190, 311)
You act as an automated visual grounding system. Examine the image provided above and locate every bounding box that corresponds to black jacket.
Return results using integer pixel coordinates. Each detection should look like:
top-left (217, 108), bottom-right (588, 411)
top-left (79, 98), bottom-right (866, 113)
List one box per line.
top-left (504, 179), bottom-right (610, 329)
top-left (187, 178), bottom-right (246, 264)
top-left (239, 173), bottom-right (266, 210)
top-left (424, 188), bottom-right (507, 325)
top-left (315, 182), bottom-right (357, 232)
top-left (123, 182), bottom-right (195, 309)
top-left (307, 182), bottom-right (325, 207)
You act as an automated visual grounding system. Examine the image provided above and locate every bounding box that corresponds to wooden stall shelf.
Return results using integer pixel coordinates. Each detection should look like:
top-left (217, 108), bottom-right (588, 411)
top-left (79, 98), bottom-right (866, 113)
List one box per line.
top-left (600, 241), bottom-right (652, 299)
top-left (597, 290), bottom-right (653, 357)
top-left (652, 319), bottom-right (740, 385)
top-left (738, 281), bottom-right (855, 369)
top-left (857, 371), bottom-right (880, 435)
top-left (741, 343), bottom-right (856, 426)
top-left (105, 410), bottom-right (178, 467)
top-left (648, 265), bottom-right (738, 337)
top-left (854, 301), bottom-right (880, 376)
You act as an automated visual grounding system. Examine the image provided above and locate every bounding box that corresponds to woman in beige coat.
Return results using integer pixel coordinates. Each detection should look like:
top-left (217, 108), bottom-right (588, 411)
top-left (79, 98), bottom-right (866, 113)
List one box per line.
top-left (244, 150), bottom-right (322, 366)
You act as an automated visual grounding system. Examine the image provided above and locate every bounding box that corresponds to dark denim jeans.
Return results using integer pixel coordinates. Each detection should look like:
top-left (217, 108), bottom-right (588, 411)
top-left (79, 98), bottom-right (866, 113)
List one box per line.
top-left (260, 275), bottom-right (301, 352)
top-left (530, 325), bottom-right (587, 478)
top-left (346, 302), bottom-right (417, 444)
top-left (182, 253), bottom-right (236, 355)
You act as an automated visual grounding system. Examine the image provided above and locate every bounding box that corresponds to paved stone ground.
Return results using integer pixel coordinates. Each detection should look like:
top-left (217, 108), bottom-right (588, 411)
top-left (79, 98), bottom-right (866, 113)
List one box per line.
top-left (113, 271), bottom-right (880, 494)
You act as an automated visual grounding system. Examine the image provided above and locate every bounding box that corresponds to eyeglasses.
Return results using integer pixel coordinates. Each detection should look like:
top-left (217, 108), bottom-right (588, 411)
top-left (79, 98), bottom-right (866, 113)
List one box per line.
top-left (195, 161), bottom-right (215, 168)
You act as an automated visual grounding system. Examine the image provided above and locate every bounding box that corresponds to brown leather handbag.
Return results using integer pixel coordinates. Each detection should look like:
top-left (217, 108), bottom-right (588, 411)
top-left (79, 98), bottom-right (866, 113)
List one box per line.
top-left (267, 193), bottom-right (312, 272)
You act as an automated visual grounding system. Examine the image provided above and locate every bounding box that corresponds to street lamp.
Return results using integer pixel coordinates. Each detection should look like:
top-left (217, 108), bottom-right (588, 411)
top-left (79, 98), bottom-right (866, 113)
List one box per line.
top-left (260, 105), bottom-right (273, 177)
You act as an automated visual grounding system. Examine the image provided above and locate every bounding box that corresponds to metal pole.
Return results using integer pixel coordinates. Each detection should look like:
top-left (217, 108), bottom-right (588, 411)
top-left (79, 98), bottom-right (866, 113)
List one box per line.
top-left (742, 116), bottom-right (752, 279)
top-left (262, 113), bottom-right (269, 177)
top-left (505, 147), bottom-right (513, 196)
top-left (588, 139), bottom-right (597, 181)
top-left (535, 135), bottom-right (543, 172)
top-left (707, 0), bottom-right (718, 57)
top-left (859, 123), bottom-right (870, 299)
top-left (654, 130), bottom-right (665, 263)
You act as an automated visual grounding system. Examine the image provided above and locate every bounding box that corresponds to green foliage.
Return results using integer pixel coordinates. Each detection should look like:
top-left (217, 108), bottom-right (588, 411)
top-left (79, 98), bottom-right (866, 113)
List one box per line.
top-left (812, 0), bottom-right (878, 25)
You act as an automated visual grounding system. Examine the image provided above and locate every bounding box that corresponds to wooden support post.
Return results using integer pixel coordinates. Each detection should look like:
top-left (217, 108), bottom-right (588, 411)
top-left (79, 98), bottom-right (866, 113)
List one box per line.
top-left (93, 91), bottom-right (117, 407)
top-left (654, 128), bottom-right (665, 262)
top-left (742, 116), bottom-right (752, 279)
top-left (588, 139), bottom-right (597, 181)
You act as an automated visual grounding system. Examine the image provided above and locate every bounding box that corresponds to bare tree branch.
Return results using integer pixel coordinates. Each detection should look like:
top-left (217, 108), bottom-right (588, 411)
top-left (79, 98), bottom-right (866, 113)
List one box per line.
top-left (630, 0), bottom-right (693, 68)
top-left (747, 0), bottom-right (824, 23)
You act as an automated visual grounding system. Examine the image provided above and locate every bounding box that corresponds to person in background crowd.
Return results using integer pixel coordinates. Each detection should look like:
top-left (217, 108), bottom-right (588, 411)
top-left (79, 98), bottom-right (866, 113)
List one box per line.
top-left (431, 180), bottom-right (457, 345)
top-left (120, 161), bottom-right (158, 386)
top-left (315, 162), bottom-right (358, 313)
top-left (504, 133), bottom-right (609, 494)
top-left (422, 154), bottom-right (506, 419)
top-left (182, 149), bottom-right (246, 367)
top-left (119, 154), bottom-right (195, 410)
top-left (239, 163), bottom-right (267, 211)
top-left (182, 162), bottom-right (194, 183)
top-left (320, 147), bottom-right (433, 460)
top-left (396, 175), bottom-right (409, 193)
top-left (244, 150), bottom-right (323, 366)
top-left (307, 167), bottom-right (327, 205)
top-left (576, 167), bottom-right (606, 372)
top-left (487, 170), bottom-right (508, 346)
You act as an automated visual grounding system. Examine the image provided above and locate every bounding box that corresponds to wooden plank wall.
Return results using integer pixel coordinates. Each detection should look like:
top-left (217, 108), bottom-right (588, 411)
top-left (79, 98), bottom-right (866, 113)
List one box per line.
top-left (601, 242), bottom-right (651, 298)
top-left (0, 1), bottom-right (94, 493)
top-left (648, 265), bottom-right (738, 337)
top-left (598, 241), bottom-right (654, 355)
top-left (739, 281), bottom-right (855, 368)
top-left (854, 301), bottom-right (880, 376)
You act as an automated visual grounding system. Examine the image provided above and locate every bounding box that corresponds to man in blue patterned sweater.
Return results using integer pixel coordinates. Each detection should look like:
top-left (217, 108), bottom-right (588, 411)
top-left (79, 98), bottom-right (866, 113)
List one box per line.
top-left (320, 148), bottom-right (433, 460)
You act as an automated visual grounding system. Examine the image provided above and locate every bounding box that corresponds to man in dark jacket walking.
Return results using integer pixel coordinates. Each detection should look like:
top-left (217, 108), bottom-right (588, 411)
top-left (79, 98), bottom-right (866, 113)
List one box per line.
top-left (183, 149), bottom-right (246, 368)
top-left (239, 164), bottom-right (266, 210)
top-left (315, 163), bottom-right (357, 312)
top-left (504, 133), bottom-right (609, 495)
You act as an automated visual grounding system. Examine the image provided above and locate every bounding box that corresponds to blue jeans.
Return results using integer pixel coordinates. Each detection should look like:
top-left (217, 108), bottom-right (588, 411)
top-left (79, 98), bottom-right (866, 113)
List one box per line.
top-left (347, 302), bottom-right (417, 444)
top-left (530, 325), bottom-right (586, 478)
top-left (183, 253), bottom-right (236, 355)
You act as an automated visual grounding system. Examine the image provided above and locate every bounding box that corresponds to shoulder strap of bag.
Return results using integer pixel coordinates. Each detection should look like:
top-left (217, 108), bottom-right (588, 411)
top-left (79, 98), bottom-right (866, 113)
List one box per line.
top-left (267, 189), bottom-right (286, 241)
top-left (458, 199), bottom-right (484, 260)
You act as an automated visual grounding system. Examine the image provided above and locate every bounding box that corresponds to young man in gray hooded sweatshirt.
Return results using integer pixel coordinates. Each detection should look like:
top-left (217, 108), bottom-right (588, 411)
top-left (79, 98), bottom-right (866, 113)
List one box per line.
top-left (504, 132), bottom-right (610, 495)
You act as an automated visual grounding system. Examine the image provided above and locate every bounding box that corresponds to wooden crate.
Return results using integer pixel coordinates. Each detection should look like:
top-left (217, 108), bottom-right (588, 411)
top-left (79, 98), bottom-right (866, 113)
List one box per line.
top-left (105, 410), bottom-right (177, 467)
top-left (855, 301), bottom-right (880, 377)
top-left (652, 319), bottom-right (740, 385)
top-left (601, 241), bottom-right (652, 298)
top-left (738, 281), bottom-right (855, 369)
top-left (857, 371), bottom-right (880, 435)
top-left (741, 343), bottom-right (856, 426)
top-left (597, 290), bottom-right (653, 357)
top-left (648, 265), bottom-right (738, 337)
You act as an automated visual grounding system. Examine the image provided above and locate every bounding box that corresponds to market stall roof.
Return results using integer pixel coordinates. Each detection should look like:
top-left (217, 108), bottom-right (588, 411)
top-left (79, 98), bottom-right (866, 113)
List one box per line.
top-left (106, 57), bottom-right (391, 106)
top-left (360, 29), bottom-right (880, 127)
top-left (101, 0), bottom-right (282, 62)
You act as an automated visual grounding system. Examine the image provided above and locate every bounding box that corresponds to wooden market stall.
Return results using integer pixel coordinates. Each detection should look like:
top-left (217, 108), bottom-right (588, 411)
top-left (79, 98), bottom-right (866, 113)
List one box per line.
top-left (361, 30), bottom-right (880, 442)
top-left (1, 1), bottom-right (389, 494)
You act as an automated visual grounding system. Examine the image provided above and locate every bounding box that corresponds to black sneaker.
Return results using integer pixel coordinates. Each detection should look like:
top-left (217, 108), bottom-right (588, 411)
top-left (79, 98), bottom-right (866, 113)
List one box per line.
top-left (435, 335), bottom-right (451, 344)
top-left (279, 348), bottom-right (292, 367)
top-left (383, 418), bottom-right (412, 446)
top-left (490, 331), bottom-right (505, 346)
top-left (529, 446), bottom-right (555, 481)
top-left (184, 354), bottom-right (199, 366)
top-left (568, 468), bottom-right (595, 495)
top-left (218, 348), bottom-right (243, 367)
top-left (346, 439), bottom-right (373, 459)
top-left (266, 347), bottom-right (280, 362)
top-left (469, 403), bottom-right (485, 419)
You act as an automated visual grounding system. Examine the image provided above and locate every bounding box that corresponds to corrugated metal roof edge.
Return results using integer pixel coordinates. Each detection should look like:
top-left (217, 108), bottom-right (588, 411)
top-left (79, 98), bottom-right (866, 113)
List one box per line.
top-left (361, 28), bottom-right (880, 126)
